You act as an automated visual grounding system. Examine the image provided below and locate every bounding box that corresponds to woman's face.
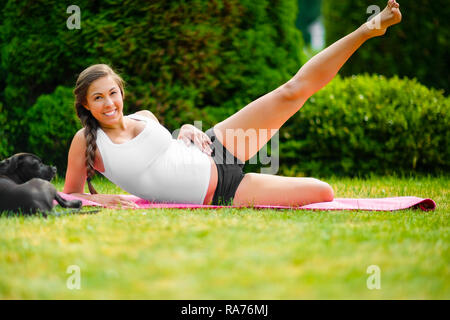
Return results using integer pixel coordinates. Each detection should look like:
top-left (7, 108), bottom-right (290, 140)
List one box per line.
top-left (84, 76), bottom-right (124, 127)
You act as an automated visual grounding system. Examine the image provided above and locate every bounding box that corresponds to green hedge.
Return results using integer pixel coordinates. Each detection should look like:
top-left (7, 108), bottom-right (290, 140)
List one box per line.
top-left (322, 0), bottom-right (450, 93)
top-left (26, 86), bottom-right (81, 174)
top-left (1, 0), bottom-right (304, 168)
top-left (0, 101), bottom-right (10, 158)
top-left (274, 74), bottom-right (449, 178)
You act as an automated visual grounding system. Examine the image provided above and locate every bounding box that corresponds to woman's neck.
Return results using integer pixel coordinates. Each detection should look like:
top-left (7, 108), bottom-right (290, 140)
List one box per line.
top-left (100, 114), bottom-right (128, 133)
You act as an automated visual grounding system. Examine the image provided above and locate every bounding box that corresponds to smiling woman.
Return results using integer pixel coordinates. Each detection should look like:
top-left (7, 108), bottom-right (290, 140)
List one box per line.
top-left (87, 81), bottom-right (125, 120)
top-left (69, 65), bottom-right (126, 195)
top-left (63, 62), bottom-right (334, 209)
top-left (64, 64), bottom-right (216, 208)
top-left (63, 1), bottom-right (402, 209)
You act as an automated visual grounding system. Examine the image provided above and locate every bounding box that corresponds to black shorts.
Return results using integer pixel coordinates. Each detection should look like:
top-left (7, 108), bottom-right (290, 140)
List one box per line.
top-left (205, 127), bottom-right (245, 206)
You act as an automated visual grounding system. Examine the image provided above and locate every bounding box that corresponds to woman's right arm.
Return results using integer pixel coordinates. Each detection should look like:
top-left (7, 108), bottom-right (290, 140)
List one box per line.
top-left (63, 129), bottom-right (88, 195)
top-left (63, 129), bottom-right (138, 208)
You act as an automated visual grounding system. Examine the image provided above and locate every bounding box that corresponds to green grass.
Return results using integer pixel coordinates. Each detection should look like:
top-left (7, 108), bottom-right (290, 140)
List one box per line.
top-left (0, 175), bottom-right (448, 299)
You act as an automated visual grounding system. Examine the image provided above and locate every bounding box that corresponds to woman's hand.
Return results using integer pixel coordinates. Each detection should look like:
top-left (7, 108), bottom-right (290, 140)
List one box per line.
top-left (177, 124), bottom-right (213, 156)
top-left (89, 194), bottom-right (140, 209)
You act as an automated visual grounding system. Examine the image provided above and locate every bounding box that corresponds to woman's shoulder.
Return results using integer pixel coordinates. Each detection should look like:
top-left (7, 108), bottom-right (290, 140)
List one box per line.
top-left (70, 128), bottom-right (87, 149)
top-left (130, 110), bottom-right (159, 123)
top-left (74, 126), bottom-right (101, 139)
top-left (74, 128), bottom-right (86, 140)
top-left (70, 128), bottom-right (102, 161)
top-left (72, 127), bottom-right (97, 147)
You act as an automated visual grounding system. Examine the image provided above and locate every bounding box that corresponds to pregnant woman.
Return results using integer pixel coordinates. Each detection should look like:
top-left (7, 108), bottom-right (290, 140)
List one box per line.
top-left (63, 0), bottom-right (401, 208)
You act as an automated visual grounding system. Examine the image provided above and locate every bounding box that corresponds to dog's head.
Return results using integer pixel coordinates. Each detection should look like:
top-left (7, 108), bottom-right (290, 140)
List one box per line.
top-left (0, 153), bottom-right (57, 184)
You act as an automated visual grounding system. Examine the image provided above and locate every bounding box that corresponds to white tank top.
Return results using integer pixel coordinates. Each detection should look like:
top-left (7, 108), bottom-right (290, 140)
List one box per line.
top-left (95, 113), bottom-right (211, 204)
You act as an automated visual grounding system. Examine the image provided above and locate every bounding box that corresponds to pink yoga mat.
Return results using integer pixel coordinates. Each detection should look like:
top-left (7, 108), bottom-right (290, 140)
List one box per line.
top-left (57, 193), bottom-right (436, 212)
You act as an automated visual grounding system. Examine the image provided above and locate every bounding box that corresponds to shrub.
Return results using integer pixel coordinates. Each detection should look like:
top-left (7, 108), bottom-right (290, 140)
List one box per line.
top-left (0, 101), bottom-right (11, 158)
top-left (276, 74), bottom-right (450, 177)
top-left (26, 86), bottom-right (81, 174)
top-left (322, 0), bottom-right (450, 93)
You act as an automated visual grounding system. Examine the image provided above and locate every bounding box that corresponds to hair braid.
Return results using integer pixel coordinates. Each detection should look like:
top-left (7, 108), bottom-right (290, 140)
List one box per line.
top-left (84, 117), bottom-right (99, 194)
top-left (77, 105), bottom-right (99, 194)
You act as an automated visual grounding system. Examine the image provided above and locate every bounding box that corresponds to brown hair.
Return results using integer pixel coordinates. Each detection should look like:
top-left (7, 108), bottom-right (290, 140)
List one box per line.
top-left (73, 64), bottom-right (125, 194)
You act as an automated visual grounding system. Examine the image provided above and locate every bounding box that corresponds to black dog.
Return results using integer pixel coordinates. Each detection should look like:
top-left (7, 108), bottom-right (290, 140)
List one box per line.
top-left (0, 153), bottom-right (82, 215)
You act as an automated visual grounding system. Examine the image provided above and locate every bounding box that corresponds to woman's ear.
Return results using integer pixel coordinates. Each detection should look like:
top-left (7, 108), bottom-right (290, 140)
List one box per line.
top-left (83, 103), bottom-right (90, 111)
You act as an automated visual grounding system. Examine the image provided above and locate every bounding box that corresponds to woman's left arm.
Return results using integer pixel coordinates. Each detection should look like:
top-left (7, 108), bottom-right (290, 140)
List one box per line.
top-left (178, 124), bottom-right (213, 156)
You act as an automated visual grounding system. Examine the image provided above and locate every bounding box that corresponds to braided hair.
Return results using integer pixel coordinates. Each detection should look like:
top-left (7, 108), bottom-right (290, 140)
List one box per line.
top-left (73, 64), bottom-right (125, 194)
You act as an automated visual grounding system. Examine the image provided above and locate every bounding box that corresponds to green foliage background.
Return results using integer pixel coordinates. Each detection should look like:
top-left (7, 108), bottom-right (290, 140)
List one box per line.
top-left (26, 86), bottom-right (81, 169)
top-left (278, 74), bottom-right (449, 178)
top-left (322, 0), bottom-right (450, 93)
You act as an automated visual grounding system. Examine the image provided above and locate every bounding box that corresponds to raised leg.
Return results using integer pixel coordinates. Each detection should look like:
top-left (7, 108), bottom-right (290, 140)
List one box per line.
top-left (213, 0), bottom-right (401, 163)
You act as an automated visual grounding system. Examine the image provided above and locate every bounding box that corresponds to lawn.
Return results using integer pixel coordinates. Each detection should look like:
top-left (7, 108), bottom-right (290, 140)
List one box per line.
top-left (0, 175), bottom-right (448, 299)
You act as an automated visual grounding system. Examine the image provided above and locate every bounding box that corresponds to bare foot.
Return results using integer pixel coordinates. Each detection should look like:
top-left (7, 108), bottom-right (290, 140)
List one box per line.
top-left (365, 0), bottom-right (402, 37)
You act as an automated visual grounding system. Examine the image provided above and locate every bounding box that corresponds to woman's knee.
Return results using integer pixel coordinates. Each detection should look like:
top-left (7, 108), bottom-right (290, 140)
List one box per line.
top-left (315, 180), bottom-right (334, 202)
top-left (282, 79), bottom-right (313, 101)
top-left (301, 178), bottom-right (334, 203)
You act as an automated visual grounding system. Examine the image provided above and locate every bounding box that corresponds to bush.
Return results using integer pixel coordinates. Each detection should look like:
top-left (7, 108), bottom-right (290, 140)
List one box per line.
top-left (1, 0), bottom-right (304, 165)
top-left (26, 86), bottom-right (81, 173)
top-left (0, 101), bottom-right (11, 159)
top-left (322, 0), bottom-right (450, 93)
top-left (276, 74), bottom-right (450, 177)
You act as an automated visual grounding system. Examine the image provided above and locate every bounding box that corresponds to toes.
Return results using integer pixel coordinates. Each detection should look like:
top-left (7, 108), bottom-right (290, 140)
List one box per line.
top-left (388, 0), bottom-right (394, 8)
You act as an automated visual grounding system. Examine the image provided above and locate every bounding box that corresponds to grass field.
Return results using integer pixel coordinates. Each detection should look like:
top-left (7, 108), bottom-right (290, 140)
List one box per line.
top-left (0, 175), bottom-right (448, 299)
